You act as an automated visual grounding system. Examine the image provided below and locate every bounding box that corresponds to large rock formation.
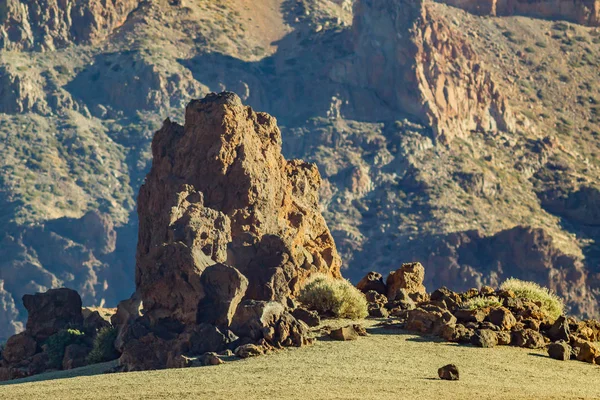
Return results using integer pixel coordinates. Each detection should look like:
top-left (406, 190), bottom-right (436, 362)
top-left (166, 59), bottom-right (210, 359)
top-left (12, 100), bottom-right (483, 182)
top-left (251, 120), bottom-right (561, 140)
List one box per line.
top-left (136, 91), bottom-right (341, 322)
top-left (0, 0), bottom-right (140, 51)
top-left (117, 92), bottom-right (339, 370)
top-left (439, 0), bottom-right (600, 26)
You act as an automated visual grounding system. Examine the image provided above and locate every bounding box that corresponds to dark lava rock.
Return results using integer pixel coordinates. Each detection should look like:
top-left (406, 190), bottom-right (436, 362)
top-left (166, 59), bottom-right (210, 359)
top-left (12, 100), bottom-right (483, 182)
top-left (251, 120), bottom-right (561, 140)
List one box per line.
top-left (471, 329), bottom-right (498, 348)
top-left (356, 271), bottom-right (387, 295)
top-left (292, 307), bottom-right (320, 327)
top-left (548, 316), bottom-right (570, 342)
top-left (438, 364), bottom-right (459, 381)
top-left (547, 341), bottom-right (571, 361)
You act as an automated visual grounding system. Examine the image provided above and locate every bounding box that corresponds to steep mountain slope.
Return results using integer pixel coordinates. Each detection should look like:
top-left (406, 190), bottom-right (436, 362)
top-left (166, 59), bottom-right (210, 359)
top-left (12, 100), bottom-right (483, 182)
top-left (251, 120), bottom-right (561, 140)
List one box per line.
top-left (0, 0), bottom-right (599, 341)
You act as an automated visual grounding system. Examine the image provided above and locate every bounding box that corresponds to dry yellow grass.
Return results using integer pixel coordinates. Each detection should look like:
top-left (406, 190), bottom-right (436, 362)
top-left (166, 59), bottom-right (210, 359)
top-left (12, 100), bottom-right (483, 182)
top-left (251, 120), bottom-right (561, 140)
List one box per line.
top-left (1, 320), bottom-right (599, 400)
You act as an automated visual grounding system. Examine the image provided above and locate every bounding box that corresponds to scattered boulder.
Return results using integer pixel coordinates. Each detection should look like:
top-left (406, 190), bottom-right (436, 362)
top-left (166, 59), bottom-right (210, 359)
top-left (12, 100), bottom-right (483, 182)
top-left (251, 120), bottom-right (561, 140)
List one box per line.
top-left (329, 325), bottom-right (368, 341)
top-left (356, 272), bottom-right (386, 295)
top-left (547, 316), bottom-right (570, 342)
top-left (235, 344), bottom-right (264, 359)
top-left (386, 262), bottom-right (427, 301)
top-left (430, 287), bottom-right (461, 310)
top-left (368, 305), bottom-right (389, 318)
top-left (199, 352), bottom-right (225, 366)
top-left (454, 308), bottom-right (488, 323)
top-left (405, 306), bottom-right (456, 335)
top-left (547, 341), bottom-right (571, 361)
top-left (496, 331), bottom-right (512, 346)
top-left (196, 263), bottom-right (249, 328)
top-left (512, 329), bottom-right (545, 349)
top-left (23, 288), bottom-right (83, 341)
top-left (2, 333), bottom-right (37, 364)
top-left (487, 307), bottom-right (517, 331)
top-left (471, 329), bottom-right (498, 348)
top-left (230, 300), bottom-right (310, 348)
top-left (292, 308), bottom-right (320, 327)
top-left (571, 337), bottom-right (600, 364)
top-left (438, 364), bottom-right (459, 381)
top-left (365, 290), bottom-right (388, 305)
top-left (62, 344), bottom-right (90, 370)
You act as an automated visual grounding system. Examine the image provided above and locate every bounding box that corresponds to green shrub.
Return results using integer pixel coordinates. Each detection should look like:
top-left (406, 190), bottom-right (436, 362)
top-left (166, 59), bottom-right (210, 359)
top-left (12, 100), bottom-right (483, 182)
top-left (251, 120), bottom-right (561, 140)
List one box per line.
top-left (500, 278), bottom-right (564, 320)
top-left (45, 329), bottom-right (85, 369)
top-left (86, 327), bottom-right (119, 364)
top-left (298, 274), bottom-right (368, 319)
top-left (461, 296), bottom-right (502, 310)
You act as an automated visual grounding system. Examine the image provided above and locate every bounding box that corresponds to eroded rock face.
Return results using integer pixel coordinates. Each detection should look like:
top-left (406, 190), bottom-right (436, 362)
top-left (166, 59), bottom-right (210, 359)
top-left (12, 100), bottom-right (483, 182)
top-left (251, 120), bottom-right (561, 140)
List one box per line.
top-left (344, 0), bottom-right (515, 143)
top-left (136, 92), bottom-right (341, 324)
top-left (386, 262), bottom-right (427, 301)
top-left (440, 0), bottom-right (600, 27)
top-left (0, 0), bottom-right (141, 51)
top-left (422, 226), bottom-right (596, 317)
top-left (23, 288), bottom-right (83, 341)
top-left (116, 92), bottom-right (335, 370)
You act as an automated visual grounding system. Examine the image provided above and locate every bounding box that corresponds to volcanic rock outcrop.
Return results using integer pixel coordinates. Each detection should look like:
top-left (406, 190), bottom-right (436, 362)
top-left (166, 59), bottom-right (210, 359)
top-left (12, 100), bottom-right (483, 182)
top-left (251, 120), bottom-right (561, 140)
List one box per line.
top-left (0, 0), bottom-right (140, 51)
top-left (116, 92), bottom-right (340, 370)
top-left (439, 0), bottom-right (600, 26)
top-left (340, 0), bottom-right (515, 143)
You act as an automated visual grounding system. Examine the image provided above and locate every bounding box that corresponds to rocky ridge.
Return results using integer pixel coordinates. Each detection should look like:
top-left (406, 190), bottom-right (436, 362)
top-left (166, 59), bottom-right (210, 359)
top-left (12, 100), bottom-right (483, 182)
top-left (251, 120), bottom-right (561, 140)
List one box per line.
top-left (0, 0), bottom-right (140, 51)
top-left (438, 0), bottom-right (600, 26)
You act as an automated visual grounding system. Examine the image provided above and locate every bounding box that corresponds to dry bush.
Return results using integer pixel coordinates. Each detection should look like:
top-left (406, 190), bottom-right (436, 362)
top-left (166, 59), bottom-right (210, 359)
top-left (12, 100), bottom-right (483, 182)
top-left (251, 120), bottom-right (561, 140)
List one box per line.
top-left (500, 278), bottom-right (564, 320)
top-left (461, 296), bottom-right (502, 310)
top-left (298, 274), bottom-right (368, 319)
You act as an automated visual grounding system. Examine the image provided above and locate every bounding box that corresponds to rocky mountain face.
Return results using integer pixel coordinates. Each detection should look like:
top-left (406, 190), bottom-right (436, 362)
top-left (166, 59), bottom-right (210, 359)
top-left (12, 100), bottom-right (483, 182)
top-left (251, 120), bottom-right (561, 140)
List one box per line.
top-left (440, 0), bottom-right (600, 26)
top-left (1, 0), bottom-right (599, 340)
top-left (0, 0), bottom-right (140, 51)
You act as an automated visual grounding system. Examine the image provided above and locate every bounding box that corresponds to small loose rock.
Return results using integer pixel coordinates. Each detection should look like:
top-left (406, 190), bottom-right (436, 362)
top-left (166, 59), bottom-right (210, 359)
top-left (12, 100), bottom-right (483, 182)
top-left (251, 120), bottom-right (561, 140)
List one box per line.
top-left (438, 364), bottom-right (459, 381)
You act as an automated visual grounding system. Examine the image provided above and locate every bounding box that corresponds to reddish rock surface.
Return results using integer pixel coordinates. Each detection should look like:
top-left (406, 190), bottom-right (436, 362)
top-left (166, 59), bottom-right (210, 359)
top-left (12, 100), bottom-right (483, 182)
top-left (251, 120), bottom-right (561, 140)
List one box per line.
top-left (116, 92), bottom-right (336, 370)
top-left (135, 91), bottom-right (341, 325)
top-left (386, 262), bottom-right (427, 301)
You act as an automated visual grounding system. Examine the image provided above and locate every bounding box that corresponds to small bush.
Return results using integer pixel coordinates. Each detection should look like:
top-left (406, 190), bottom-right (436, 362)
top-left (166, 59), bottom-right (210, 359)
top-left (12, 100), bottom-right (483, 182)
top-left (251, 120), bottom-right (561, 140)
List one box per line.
top-left (86, 327), bottom-right (119, 364)
top-left (45, 329), bottom-right (85, 369)
top-left (500, 278), bottom-right (564, 320)
top-left (461, 296), bottom-right (502, 310)
top-left (298, 275), bottom-right (368, 319)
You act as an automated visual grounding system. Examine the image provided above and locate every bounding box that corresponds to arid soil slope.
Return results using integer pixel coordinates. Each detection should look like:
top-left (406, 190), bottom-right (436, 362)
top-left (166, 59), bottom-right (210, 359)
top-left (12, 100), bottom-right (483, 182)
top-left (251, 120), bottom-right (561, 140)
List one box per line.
top-left (0, 0), bottom-right (599, 340)
top-left (1, 324), bottom-right (599, 399)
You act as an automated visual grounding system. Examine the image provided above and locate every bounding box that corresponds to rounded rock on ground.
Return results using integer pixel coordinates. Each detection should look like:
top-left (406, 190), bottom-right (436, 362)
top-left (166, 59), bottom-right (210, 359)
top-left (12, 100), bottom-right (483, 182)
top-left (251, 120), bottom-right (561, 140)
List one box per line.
top-left (291, 307), bottom-right (320, 327)
top-left (471, 329), bottom-right (498, 348)
top-left (547, 341), bottom-right (571, 361)
top-left (487, 307), bottom-right (517, 331)
top-left (356, 271), bottom-right (386, 295)
top-left (438, 364), bottom-right (459, 381)
top-left (386, 262), bottom-right (427, 301)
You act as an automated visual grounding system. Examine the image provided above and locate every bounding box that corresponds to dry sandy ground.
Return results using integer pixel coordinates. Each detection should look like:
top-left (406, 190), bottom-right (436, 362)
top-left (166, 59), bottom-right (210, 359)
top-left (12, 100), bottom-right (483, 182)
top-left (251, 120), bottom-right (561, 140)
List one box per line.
top-left (1, 323), bottom-right (599, 400)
